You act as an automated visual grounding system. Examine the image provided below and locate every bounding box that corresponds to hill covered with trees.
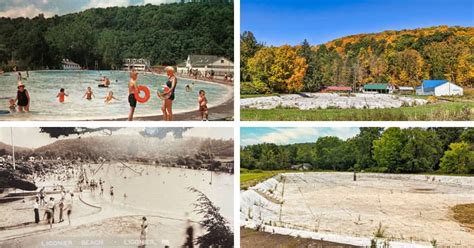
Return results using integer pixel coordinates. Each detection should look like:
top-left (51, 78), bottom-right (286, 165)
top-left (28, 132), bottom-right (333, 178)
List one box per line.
top-left (241, 127), bottom-right (473, 175)
top-left (241, 26), bottom-right (473, 94)
top-left (0, 1), bottom-right (233, 70)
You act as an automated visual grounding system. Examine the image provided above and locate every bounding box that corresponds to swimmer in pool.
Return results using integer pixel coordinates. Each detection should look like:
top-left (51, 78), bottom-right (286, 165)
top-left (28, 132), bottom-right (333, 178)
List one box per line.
top-left (83, 87), bottom-right (95, 100)
top-left (104, 91), bottom-right (118, 103)
top-left (8, 99), bottom-right (16, 113)
top-left (57, 88), bottom-right (68, 103)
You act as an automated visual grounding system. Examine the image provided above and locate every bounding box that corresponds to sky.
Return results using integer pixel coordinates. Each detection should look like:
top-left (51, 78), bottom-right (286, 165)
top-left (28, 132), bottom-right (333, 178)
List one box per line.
top-left (242, 0), bottom-right (474, 46)
top-left (0, 0), bottom-right (184, 18)
top-left (241, 127), bottom-right (359, 146)
top-left (0, 127), bottom-right (233, 149)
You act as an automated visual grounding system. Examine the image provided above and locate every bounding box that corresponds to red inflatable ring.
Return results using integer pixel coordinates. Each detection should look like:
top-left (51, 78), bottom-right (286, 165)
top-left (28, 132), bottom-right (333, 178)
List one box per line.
top-left (134, 85), bottom-right (151, 103)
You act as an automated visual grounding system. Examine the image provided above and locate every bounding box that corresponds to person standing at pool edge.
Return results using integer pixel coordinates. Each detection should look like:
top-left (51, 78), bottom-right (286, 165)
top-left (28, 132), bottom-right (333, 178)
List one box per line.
top-left (15, 82), bottom-right (30, 112)
top-left (128, 70), bottom-right (138, 121)
top-left (162, 66), bottom-right (177, 121)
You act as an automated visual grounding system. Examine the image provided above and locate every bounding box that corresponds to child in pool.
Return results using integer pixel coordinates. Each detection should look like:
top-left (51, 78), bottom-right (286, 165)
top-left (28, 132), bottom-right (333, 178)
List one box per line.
top-left (104, 91), bottom-right (118, 103)
top-left (57, 88), bottom-right (68, 103)
top-left (198, 90), bottom-right (208, 121)
top-left (8, 99), bottom-right (16, 113)
top-left (83, 87), bottom-right (94, 100)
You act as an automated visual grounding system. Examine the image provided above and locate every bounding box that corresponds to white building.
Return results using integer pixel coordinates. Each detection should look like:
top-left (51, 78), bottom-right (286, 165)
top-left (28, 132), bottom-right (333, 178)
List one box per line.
top-left (176, 55), bottom-right (233, 76)
top-left (61, 59), bottom-right (81, 70)
top-left (122, 58), bottom-right (151, 71)
top-left (416, 80), bottom-right (464, 96)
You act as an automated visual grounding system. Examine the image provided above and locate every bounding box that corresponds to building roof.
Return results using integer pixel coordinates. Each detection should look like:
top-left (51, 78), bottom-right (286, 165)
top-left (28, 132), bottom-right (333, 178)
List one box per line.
top-left (326, 86), bottom-right (352, 91)
top-left (363, 83), bottom-right (389, 90)
top-left (398, 86), bottom-right (414, 91)
top-left (61, 59), bottom-right (79, 66)
top-left (188, 55), bottom-right (221, 67)
top-left (422, 80), bottom-right (448, 88)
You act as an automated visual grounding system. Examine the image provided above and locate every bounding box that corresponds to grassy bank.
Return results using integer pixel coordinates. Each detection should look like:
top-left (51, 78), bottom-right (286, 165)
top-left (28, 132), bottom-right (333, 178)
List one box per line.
top-left (240, 227), bottom-right (357, 248)
top-left (241, 101), bottom-right (473, 121)
top-left (452, 203), bottom-right (474, 231)
top-left (240, 170), bottom-right (285, 190)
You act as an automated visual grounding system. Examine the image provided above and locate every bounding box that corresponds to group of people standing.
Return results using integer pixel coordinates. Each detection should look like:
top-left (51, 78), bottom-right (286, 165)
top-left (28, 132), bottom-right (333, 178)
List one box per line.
top-left (33, 186), bottom-right (73, 230)
top-left (127, 66), bottom-right (178, 121)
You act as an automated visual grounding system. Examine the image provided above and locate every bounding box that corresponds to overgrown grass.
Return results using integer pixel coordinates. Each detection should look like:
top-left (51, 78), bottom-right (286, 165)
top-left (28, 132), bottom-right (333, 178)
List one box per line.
top-left (241, 101), bottom-right (473, 121)
top-left (240, 169), bottom-right (299, 190)
top-left (452, 203), bottom-right (474, 230)
top-left (241, 93), bottom-right (280, 99)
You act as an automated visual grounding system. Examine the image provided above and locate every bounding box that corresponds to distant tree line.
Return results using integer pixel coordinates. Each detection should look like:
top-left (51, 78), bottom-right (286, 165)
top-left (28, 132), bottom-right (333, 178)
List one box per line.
top-left (241, 26), bottom-right (473, 94)
top-left (0, 1), bottom-right (233, 71)
top-left (241, 127), bottom-right (473, 174)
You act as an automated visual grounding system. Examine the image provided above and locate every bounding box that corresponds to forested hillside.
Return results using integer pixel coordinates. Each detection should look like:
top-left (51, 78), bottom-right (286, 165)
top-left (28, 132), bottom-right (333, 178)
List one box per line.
top-left (241, 26), bottom-right (473, 94)
top-left (241, 127), bottom-right (473, 174)
top-left (0, 1), bottom-right (233, 70)
top-left (0, 136), bottom-right (233, 161)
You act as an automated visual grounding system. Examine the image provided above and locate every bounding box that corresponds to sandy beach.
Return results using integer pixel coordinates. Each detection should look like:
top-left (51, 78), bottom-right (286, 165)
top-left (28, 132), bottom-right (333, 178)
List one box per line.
top-left (0, 162), bottom-right (233, 247)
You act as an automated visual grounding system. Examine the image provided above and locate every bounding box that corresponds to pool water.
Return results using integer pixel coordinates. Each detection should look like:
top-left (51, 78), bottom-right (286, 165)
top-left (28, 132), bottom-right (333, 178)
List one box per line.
top-left (0, 70), bottom-right (231, 120)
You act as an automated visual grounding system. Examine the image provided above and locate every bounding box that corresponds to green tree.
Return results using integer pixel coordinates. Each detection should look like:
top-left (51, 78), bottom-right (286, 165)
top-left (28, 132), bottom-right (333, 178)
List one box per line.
top-left (373, 128), bottom-right (407, 172)
top-left (439, 142), bottom-right (473, 174)
top-left (241, 31), bottom-right (262, 81)
top-left (399, 128), bottom-right (443, 173)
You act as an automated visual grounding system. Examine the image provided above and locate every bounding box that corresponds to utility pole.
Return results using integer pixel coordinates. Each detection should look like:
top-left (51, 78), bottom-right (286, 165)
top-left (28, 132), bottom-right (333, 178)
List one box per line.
top-left (10, 127), bottom-right (15, 170)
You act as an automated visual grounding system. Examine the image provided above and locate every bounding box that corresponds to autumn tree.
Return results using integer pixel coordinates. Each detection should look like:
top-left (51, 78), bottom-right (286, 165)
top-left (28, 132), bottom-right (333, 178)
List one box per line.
top-left (268, 45), bottom-right (307, 93)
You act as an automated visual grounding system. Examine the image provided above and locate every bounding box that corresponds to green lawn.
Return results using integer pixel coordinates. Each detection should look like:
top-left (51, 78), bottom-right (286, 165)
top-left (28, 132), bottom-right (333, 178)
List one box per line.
top-left (241, 101), bottom-right (473, 121)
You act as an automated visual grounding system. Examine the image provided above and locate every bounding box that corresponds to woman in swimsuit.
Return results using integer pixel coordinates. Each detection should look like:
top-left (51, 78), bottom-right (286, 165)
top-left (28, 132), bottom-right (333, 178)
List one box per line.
top-left (161, 66), bottom-right (177, 121)
top-left (15, 82), bottom-right (30, 112)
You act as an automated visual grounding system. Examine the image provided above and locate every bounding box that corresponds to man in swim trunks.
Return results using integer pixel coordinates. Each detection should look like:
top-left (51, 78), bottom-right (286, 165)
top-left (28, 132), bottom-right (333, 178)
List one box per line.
top-left (128, 70), bottom-right (138, 121)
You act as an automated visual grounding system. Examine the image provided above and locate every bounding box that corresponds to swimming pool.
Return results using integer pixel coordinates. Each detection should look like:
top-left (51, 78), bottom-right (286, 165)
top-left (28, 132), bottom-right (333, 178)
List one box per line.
top-left (0, 70), bottom-right (232, 120)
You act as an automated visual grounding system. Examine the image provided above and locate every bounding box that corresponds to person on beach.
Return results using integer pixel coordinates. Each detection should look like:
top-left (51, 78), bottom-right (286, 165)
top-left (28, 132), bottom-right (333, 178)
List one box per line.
top-left (83, 87), bottom-right (95, 100)
top-left (198, 90), bottom-right (208, 121)
top-left (39, 187), bottom-right (45, 206)
top-left (17, 72), bottom-right (22, 81)
top-left (57, 88), bottom-right (68, 103)
top-left (58, 200), bottom-right (64, 223)
top-left (184, 218), bottom-right (194, 248)
top-left (8, 99), bottom-right (16, 113)
top-left (33, 198), bottom-right (40, 224)
top-left (140, 217), bottom-right (148, 246)
top-left (128, 70), bottom-right (138, 121)
top-left (161, 66), bottom-right (177, 121)
top-left (63, 201), bottom-right (72, 225)
top-left (104, 91), bottom-right (118, 103)
top-left (45, 197), bottom-right (55, 229)
top-left (110, 186), bottom-right (114, 202)
top-left (15, 82), bottom-right (30, 112)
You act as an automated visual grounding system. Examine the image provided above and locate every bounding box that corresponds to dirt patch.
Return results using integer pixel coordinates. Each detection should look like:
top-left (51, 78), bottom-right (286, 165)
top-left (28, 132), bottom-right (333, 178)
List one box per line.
top-left (452, 203), bottom-right (474, 230)
top-left (241, 227), bottom-right (359, 248)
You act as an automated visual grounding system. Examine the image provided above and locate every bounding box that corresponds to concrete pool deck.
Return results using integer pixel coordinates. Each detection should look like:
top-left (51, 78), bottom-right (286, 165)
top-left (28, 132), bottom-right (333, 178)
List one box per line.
top-left (240, 172), bottom-right (474, 247)
top-left (241, 93), bottom-right (428, 110)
